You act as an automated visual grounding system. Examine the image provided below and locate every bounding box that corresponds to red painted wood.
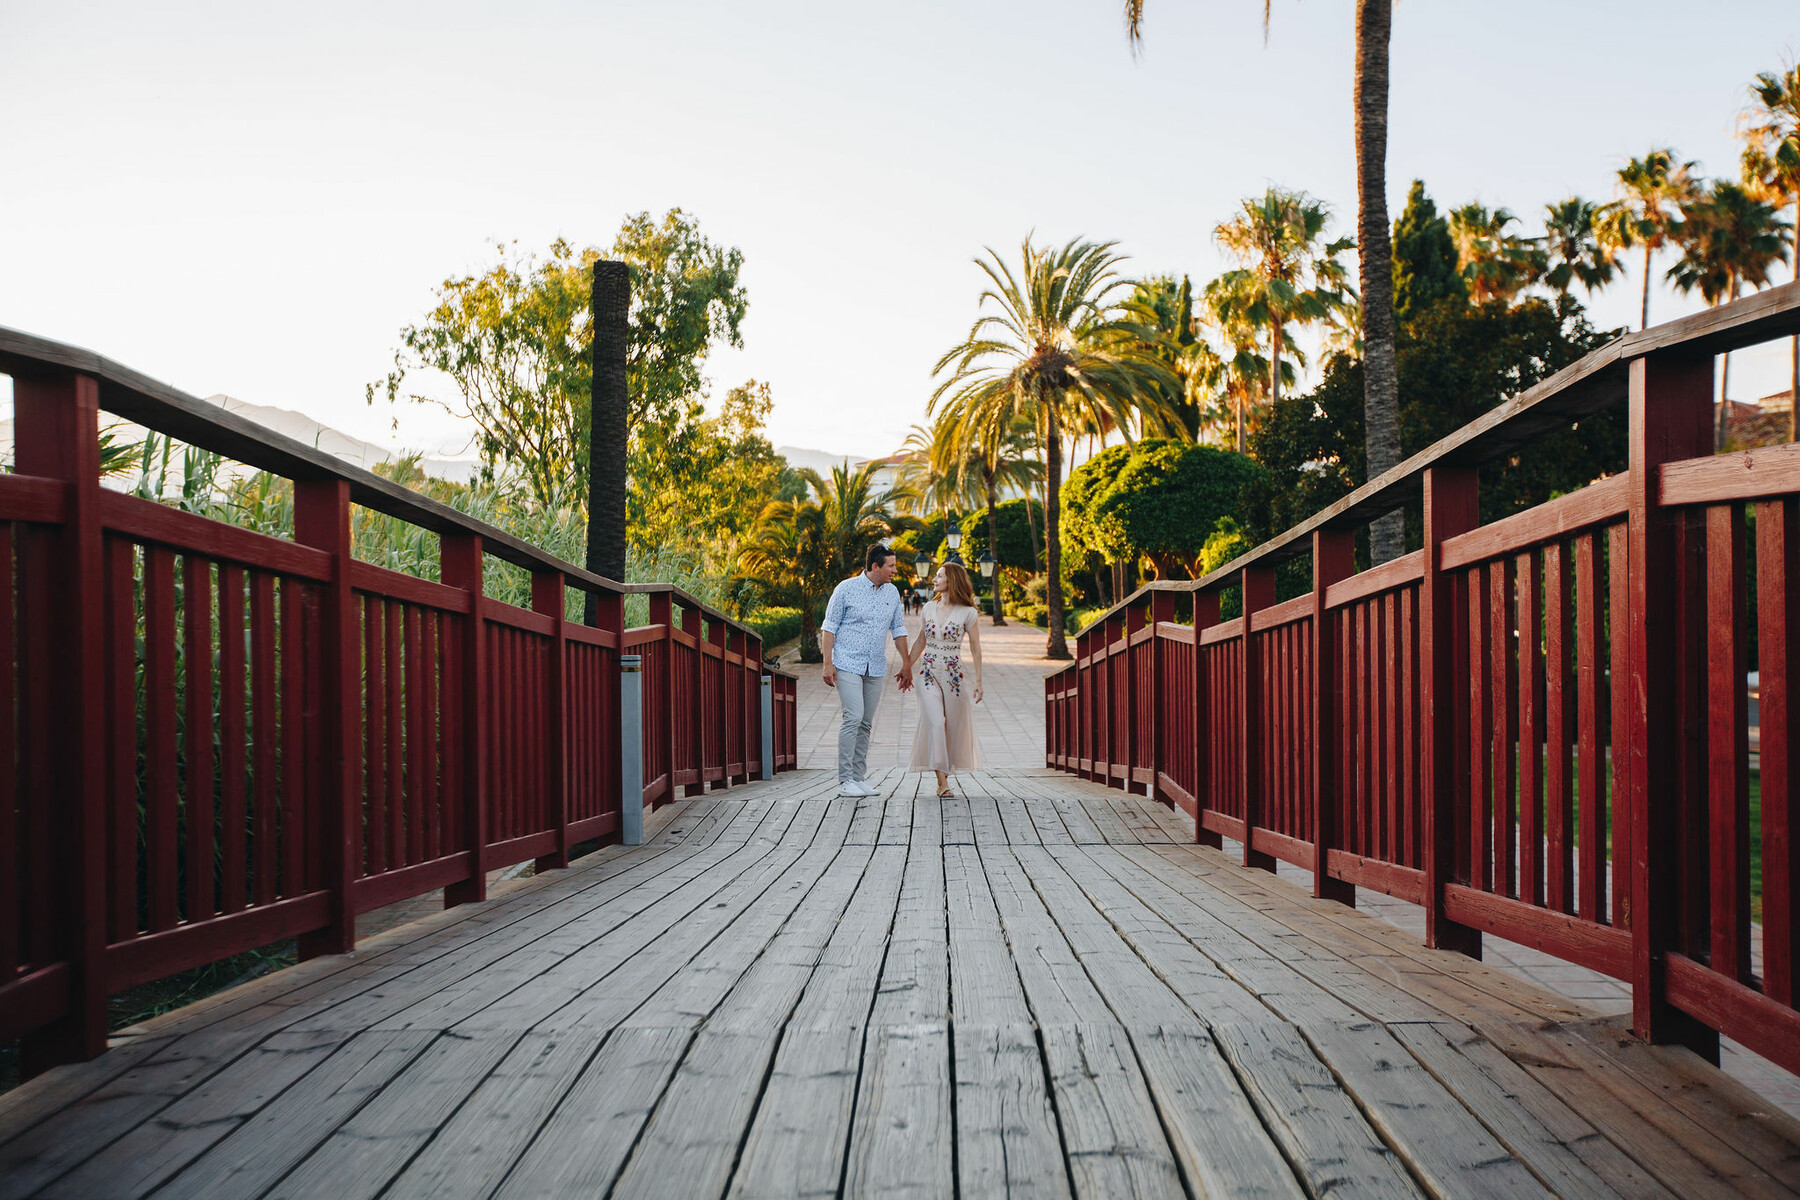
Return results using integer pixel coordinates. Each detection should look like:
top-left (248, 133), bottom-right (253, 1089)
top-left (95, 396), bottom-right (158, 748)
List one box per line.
top-left (1442, 885), bottom-right (1633, 980)
top-left (1467, 562), bottom-right (1490, 894)
top-left (1193, 590), bottom-right (1221, 848)
top-left (1516, 550), bottom-right (1542, 907)
top-left (250, 572), bottom-right (277, 907)
top-left (1626, 350), bottom-right (1716, 1049)
top-left (144, 545), bottom-right (179, 933)
top-left (422, 611), bottom-right (440, 859)
top-left (533, 572), bottom-right (570, 871)
top-left (1383, 592), bottom-right (1400, 867)
top-left (1758, 499), bottom-right (1800, 1004)
top-left (385, 596), bottom-right (405, 865)
top-left (279, 578), bottom-right (307, 900)
top-left (217, 564), bottom-right (247, 917)
top-left (98, 490), bottom-right (332, 579)
top-left (1240, 566), bottom-right (1276, 871)
top-left (1422, 467), bottom-right (1481, 955)
top-left (1324, 850), bottom-right (1426, 904)
top-left (1312, 530), bottom-right (1354, 903)
top-left (350, 852), bottom-right (473, 914)
top-left (1574, 534), bottom-right (1604, 923)
top-left (1674, 512), bottom-right (1709, 961)
top-left (107, 891), bottom-right (330, 991)
top-left (405, 603), bottom-right (425, 867)
top-left (441, 534), bottom-right (485, 906)
top-left (1490, 557), bottom-right (1517, 899)
top-left (364, 596), bottom-right (386, 873)
top-left (1544, 542), bottom-right (1574, 914)
top-left (0, 525), bottom-right (18, 977)
top-left (1608, 522), bottom-right (1632, 930)
top-left (1401, 587), bottom-right (1418, 868)
top-left (1705, 503), bottom-right (1750, 983)
top-left (104, 538), bottom-right (137, 942)
top-left (183, 554), bottom-right (215, 923)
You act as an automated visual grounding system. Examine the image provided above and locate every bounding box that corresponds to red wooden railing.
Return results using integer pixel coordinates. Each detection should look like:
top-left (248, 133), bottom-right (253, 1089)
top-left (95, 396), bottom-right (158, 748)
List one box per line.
top-left (1048, 282), bottom-right (1800, 1073)
top-left (0, 327), bottom-right (796, 1075)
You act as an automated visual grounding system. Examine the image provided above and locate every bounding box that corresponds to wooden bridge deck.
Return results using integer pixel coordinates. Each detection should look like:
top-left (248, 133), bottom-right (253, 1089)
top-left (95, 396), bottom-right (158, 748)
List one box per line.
top-left (5, 767), bottom-right (1800, 1198)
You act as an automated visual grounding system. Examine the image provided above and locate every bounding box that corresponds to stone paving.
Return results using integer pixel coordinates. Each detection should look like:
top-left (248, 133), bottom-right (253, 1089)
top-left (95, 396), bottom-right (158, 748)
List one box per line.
top-left (785, 610), bottom-right (1800, 1120)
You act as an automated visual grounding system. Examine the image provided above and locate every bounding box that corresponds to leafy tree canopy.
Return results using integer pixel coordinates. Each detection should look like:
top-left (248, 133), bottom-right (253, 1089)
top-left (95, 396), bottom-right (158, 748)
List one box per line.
top-left (956, 497), bottom-right (1046, 574)
top-left (1391, 180), bottom-right (1466, 322)
top-left (1241, 292), bottom-right (1622, 548)
top-left (1063, 439), bottom-right (1267, 579)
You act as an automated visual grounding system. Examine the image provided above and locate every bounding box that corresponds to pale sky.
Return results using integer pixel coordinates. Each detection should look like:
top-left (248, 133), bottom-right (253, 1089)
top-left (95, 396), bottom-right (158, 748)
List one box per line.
top-left (2, 0), bottom-right (1796, 464)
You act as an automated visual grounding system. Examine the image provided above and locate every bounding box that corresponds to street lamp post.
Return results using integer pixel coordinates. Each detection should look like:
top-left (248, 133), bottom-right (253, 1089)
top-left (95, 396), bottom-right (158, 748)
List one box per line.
top-left (944, 526), bottom-right (963, 566)
top-left (977, 549), bottom-right (1000, 624)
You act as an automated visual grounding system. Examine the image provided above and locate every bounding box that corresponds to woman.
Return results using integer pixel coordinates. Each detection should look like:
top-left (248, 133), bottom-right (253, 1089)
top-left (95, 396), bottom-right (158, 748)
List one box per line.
top-left (904, 561), bottom-right (984, 798)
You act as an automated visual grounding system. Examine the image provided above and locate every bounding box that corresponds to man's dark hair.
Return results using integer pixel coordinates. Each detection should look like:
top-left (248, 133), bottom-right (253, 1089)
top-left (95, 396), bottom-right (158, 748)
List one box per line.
top-left (866, 544), bottom-right (895, 571)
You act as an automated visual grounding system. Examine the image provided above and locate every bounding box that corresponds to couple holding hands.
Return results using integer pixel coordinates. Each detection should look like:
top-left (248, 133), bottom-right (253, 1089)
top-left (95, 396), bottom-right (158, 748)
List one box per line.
top-left (819, 545), bottom-right (984, 799)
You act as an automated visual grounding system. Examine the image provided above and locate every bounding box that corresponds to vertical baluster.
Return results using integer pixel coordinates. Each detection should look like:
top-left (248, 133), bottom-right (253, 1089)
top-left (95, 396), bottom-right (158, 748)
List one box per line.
top-left (1490, 557), bottom-right (1517, 899)
top-left (106, 539), bottom-right (138, 938)
top-left (144, 547), bottom-right (179, 931)
top-left (1546, 543), bottom-right (1575, 913)
top-left (1468, 563), bottom-right (1491, 893)
top-left (183, 556), bottom-right (215, 923)
top-left (1575, 534), bottom-right (1606, 922)
top-left (1193, 591), bottom-right (1221, 847)
top-left (1517, 550), bottom-right (1542, 907)
top-left (0, 526), bottom-right (15, 975)
top-left (422, 612), bottom-right (440, 860)
top-left (1384, 593), bottom-right (1401, 866)
top-left (385, 598), bottom-right (405, 865)
top-left (534, 572), bottom-right (569, 869)
top-left (216, 563), bottom-right (246, 917)
top-left (1313, 530), bottom-right (1354, 901)
top-left (250, 573), bottom-right (277, 906)
top-left (1241, 565), bottom-right (1275, 871)
top-left (1609, 523), bottom-right (1632, 929)
top-left (364, 596), bottom-right (385, 873)
top-left (1707, 503), bottom-right (1750, 983)
top-left (441, 535), bottom-right (485, 906)
top-left (1758, 498), bottom-right (1800, 1003)
top-left (279, 578), bottom-right (307, 900)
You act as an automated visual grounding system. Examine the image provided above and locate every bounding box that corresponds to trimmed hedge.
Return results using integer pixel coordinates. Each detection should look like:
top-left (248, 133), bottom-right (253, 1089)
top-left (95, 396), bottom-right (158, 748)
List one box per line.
top-left (741, 606), bottom-right (802, 647)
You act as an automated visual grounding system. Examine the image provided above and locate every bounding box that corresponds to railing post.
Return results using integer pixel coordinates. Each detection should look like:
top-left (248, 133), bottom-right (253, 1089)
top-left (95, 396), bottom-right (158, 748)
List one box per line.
top-left (595, 589), bottom-right (625, 827)
top-left (748, 634), bottom-right (765, 780)
top-left (1241, 565), bottom-right (1277, 872)
top-left (292, 479), bottom-right (357, 960)
top-left (1150, 591), bottom-right (1176, 808)
top-left (1107, 611), bottom-right (1124, 789)
top-left (761, 672), bottom-right (775, 781)
top-left (683, 602), bottom-right (706, 796)
top-left (1626, 349), bottom-right (1719, 1057)
top-left (1125, 600), bottom-right (1147, 794)
top-left (1312, 529), bottom-right (1356, 905)
top-left (533, 571), bottom-right (569, 872)
top-left (14, 371), bottom-right (108, 1072)
top-left (1194, 589), bottom-right (1222, 848)
top-left (620, 654), bottom-right (645, 844)
top-left (441, 534), bottom-right (486, 907)
top-left (1422, 468), bottom-right (1481, 955)
top-left (649, 590), bottom-right (674, 807)
top-left (710, 618), bottom-right (730, 790)
top-left (1075, 629), bottom-right (1091, 780)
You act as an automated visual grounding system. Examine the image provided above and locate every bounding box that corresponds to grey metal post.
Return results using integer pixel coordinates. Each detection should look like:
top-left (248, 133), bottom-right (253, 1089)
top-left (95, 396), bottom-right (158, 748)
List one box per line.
top-left (620, 654), bottom-right (644, 844)
top-left (760, 674), bottom-right (774, 781)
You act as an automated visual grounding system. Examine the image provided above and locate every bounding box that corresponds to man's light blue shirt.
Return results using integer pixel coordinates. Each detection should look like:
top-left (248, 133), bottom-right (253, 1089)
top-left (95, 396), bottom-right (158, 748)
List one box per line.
top-left (820, 573), bottom-right (908, 677)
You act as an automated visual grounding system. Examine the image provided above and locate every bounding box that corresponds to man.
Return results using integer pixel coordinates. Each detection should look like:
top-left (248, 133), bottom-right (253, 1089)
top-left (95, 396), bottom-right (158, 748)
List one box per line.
top-left (819, 544), bottom-right (913, 797)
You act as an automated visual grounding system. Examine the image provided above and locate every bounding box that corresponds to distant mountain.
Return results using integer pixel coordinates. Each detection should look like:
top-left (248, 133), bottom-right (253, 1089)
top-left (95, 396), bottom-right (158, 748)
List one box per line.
top-left (774, 445), bottom-right (887, 476)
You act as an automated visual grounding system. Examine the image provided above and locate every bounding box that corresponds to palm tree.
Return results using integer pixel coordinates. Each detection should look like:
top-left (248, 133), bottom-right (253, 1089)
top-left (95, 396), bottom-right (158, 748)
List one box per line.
top-left (1541, 198), bottom-right (1622, 297)
top-left (737, 461), bottom-right (916, 662)
top-left (1741, 61), bottom-right (1800, 439)
top-left (938, 403), bottom-right (1044, 624)
top-left (1668, 181), bottom-right (1793, 449)
top-left (1600, 149), bottom-right (1703, 330)
top-left (1196, 278), bottom-right (1295, 453)
top-left (1208, 187), bottom-right (1354, 419)
top-left (1448, 203), bottom-right (1544, 303)
top-left (1124, 0), bottom-right (1404, 563)
top-left (932, 236), bottom-right (1176, 659)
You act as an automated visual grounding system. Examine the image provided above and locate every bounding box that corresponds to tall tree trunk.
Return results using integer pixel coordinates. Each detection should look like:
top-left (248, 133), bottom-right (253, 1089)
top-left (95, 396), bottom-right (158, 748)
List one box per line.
top-left (799, 605), bottom-right (821, 663)
top-left (584, 260), bottom-right (630, 624)
top-left (1641, 243), bottom-right (1654, 331)
top-left (1023, 492), bottom-right (1040, 572)
top-left (984, 467), bottom-right (1006, 625)
top-left (1044, 412), bottom-right (1070, 659)
top-left (1791, 195), bottom-right (1798, 443)
top-left (1356, 0), bottom-right (1405, 565)
top-left (1270, 321), bottom-right (1283, 409)
top-left (1235, 392), bottom-right (1246, 455)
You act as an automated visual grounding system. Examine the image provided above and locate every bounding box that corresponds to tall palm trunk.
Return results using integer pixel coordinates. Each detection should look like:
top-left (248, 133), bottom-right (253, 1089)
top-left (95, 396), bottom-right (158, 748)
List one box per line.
top-left (1791, 195), bottom-right (1799, 443)
top-left (1357, 0), bottom-right (1404, 564)
top-left (984, 466), bottom-right (1006, 625)
top-left (1023, 492), bottom-right (1040, 572)
top-left (1236, 391), bottom-right (1246, 455)
top-left (1641, 243), bottom-right (1654, 331)
top-left (1044, 411), bottom-right (1070, 659)
top-left (584, 260), bottom-right (630, 624)
top-left (1270, 321), bottom-right (1283, 409)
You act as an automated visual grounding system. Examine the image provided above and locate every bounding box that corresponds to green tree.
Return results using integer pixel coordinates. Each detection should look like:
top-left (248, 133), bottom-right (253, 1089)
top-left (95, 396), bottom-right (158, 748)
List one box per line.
top-left (937, 402), bottom-right (1044, 623)
top-left (1208, 187), bottom-right (1356, 417)
top-left (931, 236), bottom-right (1176, 658)
top-left (1448, 203), bottom-right (1544, 303)
top-left (1600, 149), bottom-right (1704, 330)
top-left (1541, 198), bottom-right (1623, 297)
top-left (1070, 439), bottom-right (1268, 579)
top-left (1195, 282), bottom-right (1292, 453)
top-left (1741, 61), bottom-right (1800, 439)
top-left (369, 210), bottom-right (747, 525)
top-left (1669, 180), bottom-right (1793, 447)
top-left (1391, 180), bottom-right (1466, 321)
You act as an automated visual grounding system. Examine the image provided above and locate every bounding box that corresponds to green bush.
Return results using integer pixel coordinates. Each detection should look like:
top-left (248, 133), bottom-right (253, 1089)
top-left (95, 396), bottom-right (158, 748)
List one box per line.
top-left (742, 605), bottom-right (802, 647)
top-left (1013, 604), bottom-right (1048, 628)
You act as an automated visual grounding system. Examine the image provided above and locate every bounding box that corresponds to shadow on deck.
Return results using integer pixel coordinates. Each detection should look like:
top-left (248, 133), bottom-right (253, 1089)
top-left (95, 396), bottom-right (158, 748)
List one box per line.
top-left (4, 766), bottom-right (1799, 1198)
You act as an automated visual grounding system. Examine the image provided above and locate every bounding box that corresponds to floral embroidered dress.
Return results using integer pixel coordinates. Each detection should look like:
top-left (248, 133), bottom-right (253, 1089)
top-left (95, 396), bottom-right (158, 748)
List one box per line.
top-left (909, 601), bottom-right (981, 773)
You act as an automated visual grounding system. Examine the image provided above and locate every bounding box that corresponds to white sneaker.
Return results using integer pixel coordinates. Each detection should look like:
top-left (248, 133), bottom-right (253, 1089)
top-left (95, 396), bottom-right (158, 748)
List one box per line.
top-left (839, 779), bottom-right (873, 797)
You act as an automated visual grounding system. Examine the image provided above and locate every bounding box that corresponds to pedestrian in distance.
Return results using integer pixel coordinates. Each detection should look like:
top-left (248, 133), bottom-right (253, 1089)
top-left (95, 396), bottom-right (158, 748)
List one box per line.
top-left (819, 545), bottom-right (914, 797)
top-left (903, 561), bottom-right (983, 798)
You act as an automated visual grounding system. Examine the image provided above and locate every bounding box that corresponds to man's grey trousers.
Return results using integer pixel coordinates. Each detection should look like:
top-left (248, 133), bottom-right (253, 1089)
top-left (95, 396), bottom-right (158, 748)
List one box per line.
top-left (837, 672), bottom-right (885, 783)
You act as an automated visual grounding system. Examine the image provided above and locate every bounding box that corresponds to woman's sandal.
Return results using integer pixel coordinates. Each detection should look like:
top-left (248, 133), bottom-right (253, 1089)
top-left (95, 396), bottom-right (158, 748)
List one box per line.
top-left (937, 788), bottom-right (955, 799)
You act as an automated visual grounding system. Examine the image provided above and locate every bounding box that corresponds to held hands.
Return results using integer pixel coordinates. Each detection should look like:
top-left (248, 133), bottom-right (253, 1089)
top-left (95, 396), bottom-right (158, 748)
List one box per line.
top-left (974, 682), bottom-right (984, 704)
top-left (822, 667), bottom-right (837, 688)
top-left (895, 667), bottom-right (914, 692)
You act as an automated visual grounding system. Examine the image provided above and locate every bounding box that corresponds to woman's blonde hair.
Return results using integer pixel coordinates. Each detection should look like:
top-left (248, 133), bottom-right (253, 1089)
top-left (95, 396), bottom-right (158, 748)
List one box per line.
top-left (939, 561), bottom-right (977, 610)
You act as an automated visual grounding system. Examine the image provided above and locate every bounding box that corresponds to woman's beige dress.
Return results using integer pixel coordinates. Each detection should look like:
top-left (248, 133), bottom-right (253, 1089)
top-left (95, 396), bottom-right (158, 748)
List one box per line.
top-left (909, 601), bottom-right (981, 773)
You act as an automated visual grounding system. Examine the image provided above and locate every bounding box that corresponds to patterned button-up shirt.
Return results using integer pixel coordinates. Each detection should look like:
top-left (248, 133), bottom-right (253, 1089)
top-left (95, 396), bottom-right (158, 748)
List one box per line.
top-left (820, 573), bottom-right (908, 677)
